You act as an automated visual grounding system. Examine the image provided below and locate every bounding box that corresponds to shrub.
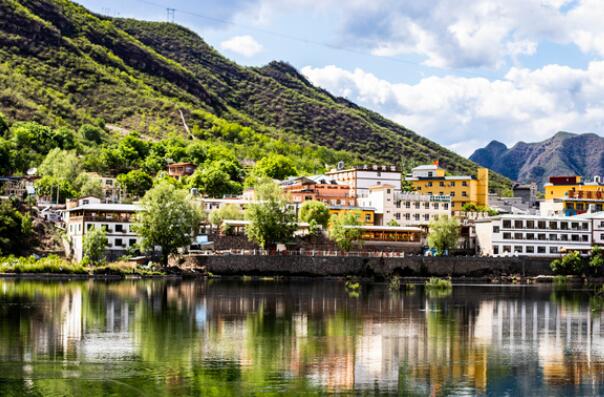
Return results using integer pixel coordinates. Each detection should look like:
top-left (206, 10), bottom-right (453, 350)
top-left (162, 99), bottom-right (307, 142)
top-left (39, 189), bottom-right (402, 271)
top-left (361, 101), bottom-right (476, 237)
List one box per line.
top-left (550, 251), bottom-right (584, 275)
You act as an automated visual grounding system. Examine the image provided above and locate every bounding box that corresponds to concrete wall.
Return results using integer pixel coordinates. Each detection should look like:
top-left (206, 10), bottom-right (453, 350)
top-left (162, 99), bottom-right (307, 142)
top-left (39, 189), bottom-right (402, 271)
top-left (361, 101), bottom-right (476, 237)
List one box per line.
top-left (190, 255), bottom-right (553, 277)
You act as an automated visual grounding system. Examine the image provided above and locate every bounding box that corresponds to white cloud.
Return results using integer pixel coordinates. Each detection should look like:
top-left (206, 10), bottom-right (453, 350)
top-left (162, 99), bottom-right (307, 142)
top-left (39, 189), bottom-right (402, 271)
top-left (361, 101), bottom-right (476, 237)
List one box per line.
top-left (220, 35), bottom-right (263, 57)
top-left (302, 62), bottom-right (604, 156)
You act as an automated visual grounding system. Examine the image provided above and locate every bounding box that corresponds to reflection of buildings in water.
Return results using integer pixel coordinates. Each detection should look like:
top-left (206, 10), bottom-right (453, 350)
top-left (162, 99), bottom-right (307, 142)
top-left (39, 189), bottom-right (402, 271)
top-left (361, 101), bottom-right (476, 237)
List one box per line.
top-left (60, 287), bottom-right (82, 358)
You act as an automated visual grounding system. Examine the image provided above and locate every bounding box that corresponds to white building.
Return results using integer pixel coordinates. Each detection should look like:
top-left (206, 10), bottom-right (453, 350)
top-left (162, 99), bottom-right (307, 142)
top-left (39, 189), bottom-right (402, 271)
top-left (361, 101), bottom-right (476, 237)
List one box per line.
top-left (64, 197), bottom-right (142, 262)
top-left (358, 185), bottom-right (451, 226)
top-left (326, 165), bottom-right (401, 202)
top-left (476, 214), bottom-right (592, 257)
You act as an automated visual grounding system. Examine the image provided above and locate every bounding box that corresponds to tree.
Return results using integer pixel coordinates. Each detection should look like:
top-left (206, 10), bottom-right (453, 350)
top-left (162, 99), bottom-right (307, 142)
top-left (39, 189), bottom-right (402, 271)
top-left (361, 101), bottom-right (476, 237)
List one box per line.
top-left (299, 200), bottom-right (330, 229)
top-left (79, 123), bottom-right (104, 144)
top-left (82, 227), bottom-right (108, 265)
top-left (0, 113), bottom-right (8, 135)
top-left (135, 181), bottom-right (201, 266)
top-left (189, 163), bottom-right (242, 198)
top-left (117, 170), bottom-right (153, 198)
top-left (245, 178), bottom-right (296, 249)
top-left (590, 246), bottom-right (604, 275)
top-left (76, 173), bottom-right (103, 198)
top-left (254, 154), bottom-right (297, 180)
top-left (34, 176), bottom-right (77, 204)
top-left (328, 212), bottom-right (362, 251)
top-left (387, 219), bottom-right (400, 226)
top-left (208, 203), bottom-right (243, 228)
top-left (427, 216), bottom-right (460, 255)
top-left (38, 149), bottom-right (81, 181)
top-left (551, 251), bottom-right (584, 275)
top-left (0, 201), bottom-right (33, 255)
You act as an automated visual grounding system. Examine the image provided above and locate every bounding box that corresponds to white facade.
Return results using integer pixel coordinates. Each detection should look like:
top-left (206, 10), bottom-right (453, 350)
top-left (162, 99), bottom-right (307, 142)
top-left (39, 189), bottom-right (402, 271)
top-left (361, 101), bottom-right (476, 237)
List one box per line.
top-left (64, 199), bottom-right (142, 262)
top-left (476, 215), bottom-right (592, 257)
top-left (358, 186), bottom-right (451, 226)
top-left (326, 165), bottom-right (401, 200)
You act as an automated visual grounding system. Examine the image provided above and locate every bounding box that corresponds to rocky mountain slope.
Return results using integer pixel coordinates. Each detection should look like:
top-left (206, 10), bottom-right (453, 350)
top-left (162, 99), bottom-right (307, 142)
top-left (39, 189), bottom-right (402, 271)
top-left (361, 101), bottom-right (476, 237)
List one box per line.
top-left (470, 132), bottom-right (604, 187)
top-left (0, 0), bottom-right (509, 188)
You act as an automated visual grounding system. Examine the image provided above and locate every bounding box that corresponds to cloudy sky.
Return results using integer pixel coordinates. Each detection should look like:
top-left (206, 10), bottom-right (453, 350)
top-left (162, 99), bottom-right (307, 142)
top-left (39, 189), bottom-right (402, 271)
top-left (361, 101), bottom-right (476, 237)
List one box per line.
top-left (75, 0), bottom-right (604, 156)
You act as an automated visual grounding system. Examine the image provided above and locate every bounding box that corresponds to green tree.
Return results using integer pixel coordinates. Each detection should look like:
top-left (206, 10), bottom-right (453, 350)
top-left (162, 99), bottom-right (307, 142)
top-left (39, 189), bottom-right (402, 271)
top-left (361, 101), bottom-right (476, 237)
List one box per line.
top-left (427, 216), bottom-right (460, 255)
top-left (0, 138), bottom-right (13, 175)
top-left (590, 246), bottom-right (604, 275)
top-left (551, 251), bottom-right (584, 275)
top-left (299, 200), bottom-right (330, 228)
top-left (82, 227), bottom-right (108, 265)
top-left (79, 123), bottom-right (105, 144)
top-left (328, 211), bottom-right (362, 251)
top-left (0, 112), bottom-right (8, 135)
top-left (34, 176), bottom-right (77, 204)
top-left (0, 201), bottom-right (33, 255)
top-left (254, 154), bottom-right (297, 180)
top-left (76, 173), bottom-right (104, 198)
top-left (38, 149), bottom-right (81, 181)
top-left (135, 181), bottom-right (201, 266)
top-left (189, 163), bottom-right (242, 198)
top-left (117, 170), bottom-right (153, 198)
top-left (387, 219), bottom-right (400, 226)
top-left (245, 178), bottom-right (296, 249)
top-left (208, 203), bottom-right (243, 228)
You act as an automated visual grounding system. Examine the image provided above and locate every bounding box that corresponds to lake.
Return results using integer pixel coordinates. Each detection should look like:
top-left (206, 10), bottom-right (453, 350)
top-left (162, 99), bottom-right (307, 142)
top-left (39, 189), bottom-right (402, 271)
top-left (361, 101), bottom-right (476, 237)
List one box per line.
top-left (0, 278), bottom-right (603, 396)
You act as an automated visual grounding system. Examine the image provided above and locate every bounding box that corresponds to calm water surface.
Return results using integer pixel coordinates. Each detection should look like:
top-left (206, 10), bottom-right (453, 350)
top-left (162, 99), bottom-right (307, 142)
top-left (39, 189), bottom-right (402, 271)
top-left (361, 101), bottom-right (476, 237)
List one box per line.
top-left (0, 279), bottom-right (603, 396)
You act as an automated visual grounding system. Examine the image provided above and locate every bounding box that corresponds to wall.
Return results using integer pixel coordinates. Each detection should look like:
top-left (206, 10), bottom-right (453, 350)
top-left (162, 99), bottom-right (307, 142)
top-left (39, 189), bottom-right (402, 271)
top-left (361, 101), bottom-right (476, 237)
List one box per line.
top-left (190, 255), bottom-right (553, 277)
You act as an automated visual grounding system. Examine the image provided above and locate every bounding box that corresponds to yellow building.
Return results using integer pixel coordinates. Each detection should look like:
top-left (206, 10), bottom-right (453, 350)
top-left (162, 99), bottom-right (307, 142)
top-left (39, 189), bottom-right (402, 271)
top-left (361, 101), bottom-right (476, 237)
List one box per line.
top-left (544, 175), bottom-right (604, 200)
top-left (328, 206), bottom-right (375, 225)
top-left (405, 163), bottom-right (489, 212)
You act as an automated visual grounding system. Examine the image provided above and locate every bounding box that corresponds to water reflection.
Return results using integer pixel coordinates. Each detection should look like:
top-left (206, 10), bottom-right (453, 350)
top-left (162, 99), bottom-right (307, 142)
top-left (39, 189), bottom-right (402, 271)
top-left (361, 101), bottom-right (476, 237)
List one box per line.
top-left (0, 279), bottom-right (603, 396)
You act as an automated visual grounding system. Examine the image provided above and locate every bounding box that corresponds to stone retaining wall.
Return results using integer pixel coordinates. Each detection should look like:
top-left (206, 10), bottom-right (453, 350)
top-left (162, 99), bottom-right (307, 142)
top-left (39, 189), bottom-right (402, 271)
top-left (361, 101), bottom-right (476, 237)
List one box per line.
top-left (190, 255), bottom-right (553, 277)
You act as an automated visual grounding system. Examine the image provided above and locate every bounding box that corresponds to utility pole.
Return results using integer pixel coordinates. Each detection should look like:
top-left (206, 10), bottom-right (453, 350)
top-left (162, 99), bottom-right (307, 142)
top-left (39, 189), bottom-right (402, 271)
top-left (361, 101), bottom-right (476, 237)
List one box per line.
top-left (166, 8), bottom-right (175, 23)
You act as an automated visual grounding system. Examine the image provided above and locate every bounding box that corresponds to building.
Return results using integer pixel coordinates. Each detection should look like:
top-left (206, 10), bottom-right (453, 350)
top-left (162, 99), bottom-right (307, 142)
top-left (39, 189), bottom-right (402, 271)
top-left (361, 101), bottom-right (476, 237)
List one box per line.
top-left (64, 197), bottom-right (142, 262)
top-left (358, 185), bottom-right (451, 226)
top-left (201, 198), bottom-right (253, 212)
top-left (348, 225), bottom-right (424, 251)
top-left (405, 163), bottom-right (489, 212)
top-left (475, 214), bottom-right (592, 257)
top-left (544, 175), bottom-right (604, 201)
top-left (280, 175), bottom-right (354, 206)
top-left (168, 162), bottom-right (197, 178)
top-left (512, 183), bottom-right (538, 207)
top-left (325, 165), bottom-right (401, 204)
top-left (328, 206), bottom-right (375, 225)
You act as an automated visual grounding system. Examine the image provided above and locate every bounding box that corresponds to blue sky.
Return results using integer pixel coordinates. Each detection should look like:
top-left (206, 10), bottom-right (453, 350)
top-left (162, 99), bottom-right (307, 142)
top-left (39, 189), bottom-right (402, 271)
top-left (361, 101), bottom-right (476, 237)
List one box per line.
top-left (75, 0), bottom-right (604, 156)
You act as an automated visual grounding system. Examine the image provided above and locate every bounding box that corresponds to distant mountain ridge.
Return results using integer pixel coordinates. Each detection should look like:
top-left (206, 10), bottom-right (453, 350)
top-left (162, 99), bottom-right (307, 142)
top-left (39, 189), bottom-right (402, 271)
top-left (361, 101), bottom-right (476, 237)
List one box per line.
top-left (469, 131), bottom-right (604, 187)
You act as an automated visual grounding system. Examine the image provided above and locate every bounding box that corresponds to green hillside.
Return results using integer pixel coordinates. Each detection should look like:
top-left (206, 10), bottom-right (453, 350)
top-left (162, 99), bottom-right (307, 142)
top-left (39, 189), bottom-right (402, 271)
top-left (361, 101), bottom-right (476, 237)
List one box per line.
top-left (0, 0), bottom-right (510, 189)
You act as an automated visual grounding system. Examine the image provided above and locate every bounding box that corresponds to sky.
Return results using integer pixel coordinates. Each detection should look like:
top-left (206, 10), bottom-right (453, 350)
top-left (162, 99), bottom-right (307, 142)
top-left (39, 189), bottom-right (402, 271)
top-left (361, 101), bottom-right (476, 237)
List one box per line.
top-left (74, 0), bottom-right (604, 157)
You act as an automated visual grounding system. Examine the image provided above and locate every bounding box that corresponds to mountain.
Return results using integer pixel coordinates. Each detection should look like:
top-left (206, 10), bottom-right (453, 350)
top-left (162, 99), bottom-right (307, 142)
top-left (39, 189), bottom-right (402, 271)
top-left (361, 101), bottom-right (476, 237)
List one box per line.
top-left (469, 132), bottom-right (604, 187)
top-left (0, 0), bottom-right (509, 189)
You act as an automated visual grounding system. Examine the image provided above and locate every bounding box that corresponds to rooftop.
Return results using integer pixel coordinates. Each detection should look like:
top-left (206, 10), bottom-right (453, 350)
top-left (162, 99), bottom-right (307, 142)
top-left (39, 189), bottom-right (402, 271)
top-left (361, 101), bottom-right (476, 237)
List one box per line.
top-left (66, 203), bottom-right (142, 212)
top-left (412, 164), bottom-right (440, 171)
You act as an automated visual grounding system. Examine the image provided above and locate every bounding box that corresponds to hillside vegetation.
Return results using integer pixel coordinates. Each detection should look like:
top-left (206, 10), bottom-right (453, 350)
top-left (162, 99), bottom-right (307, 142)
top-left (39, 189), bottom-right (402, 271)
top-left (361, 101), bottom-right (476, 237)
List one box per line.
top-left (0, 0), bottom-right (509, 189)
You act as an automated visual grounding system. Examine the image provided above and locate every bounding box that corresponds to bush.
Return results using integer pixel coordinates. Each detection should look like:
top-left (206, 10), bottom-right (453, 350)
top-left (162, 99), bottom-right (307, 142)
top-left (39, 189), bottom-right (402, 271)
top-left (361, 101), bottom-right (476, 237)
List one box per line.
top-left (550, 251), bottom-right (585, 275)
top-left (425, 277), bottom-right (452, 289)
top-left (0, 255), bottom-right (87, 274)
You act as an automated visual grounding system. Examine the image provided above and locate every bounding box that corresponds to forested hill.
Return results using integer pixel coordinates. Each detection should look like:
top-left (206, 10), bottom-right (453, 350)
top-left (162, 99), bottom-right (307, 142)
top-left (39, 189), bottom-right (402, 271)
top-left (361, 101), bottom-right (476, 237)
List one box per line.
top-left (0, 0), bottom-right (509, 188)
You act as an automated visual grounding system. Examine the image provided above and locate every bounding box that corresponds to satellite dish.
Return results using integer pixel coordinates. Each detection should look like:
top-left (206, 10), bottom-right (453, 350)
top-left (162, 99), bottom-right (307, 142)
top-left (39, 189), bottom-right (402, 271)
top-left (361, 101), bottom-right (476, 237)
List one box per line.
top-left (337, 161), bottom-right (345, 170)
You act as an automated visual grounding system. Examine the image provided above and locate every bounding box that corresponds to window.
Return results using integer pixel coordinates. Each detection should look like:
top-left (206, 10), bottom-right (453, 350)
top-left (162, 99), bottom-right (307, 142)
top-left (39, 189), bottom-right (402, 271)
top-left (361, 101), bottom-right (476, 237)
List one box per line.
top-left (503, 232), bottom-right (512, 240)
top-left (129, 239), bottom-right (137, 247)
top-left (461, 191), bottom-right (468, 197)
top-left (424, 214), bottom-right (429, 221)
top-left (405, 213), bottom-right (410, 220)
top-left (526, 220), bottom-right (534, 229)
top-left (549, 246), bottom-right (559, 254)
top-left (462, 181), bottom-right (468, 187)
top-left (395, 213), bottom-right (401, 220)
top-left (537, 246), bottom-right (546, 254)
top-left (439, 181), bottom-right (445, 187)
top-left (503, 220), bottom-right (512, 228)
top-left (116, 224), bottom-right (124, 232)
top-left (514, 233), bottom-right (523, 240)
top-left (582, 235), bottom-right (589, 242)
top-left (601, 233), bottom-right (604, 240)
top-left (526, 233), bottom-right (535, 240)
top-left (424, 202), bottom-right (429, 209)
top-left (439, 192), bottom-right (444, 195)
top-left (526, 246), bottom-right (534, 254)
top-left (571, 234), bottom-right (579, 241)
top-left (549, 234), bottom-right (557, 241)
top-left (514, 246), bottom-right (523, 253)
top-left (414, 214), bottom-right (420, 220)
top-left (549, 222), bottom-right (558, 230)
top-left (572, 222), bottom-right (579, 230)
top-left (426, 182), bottom-right (433, 187)
top-left (87, 224), bottom-right (94, 231)
top-left (503, 245), bottom-right (512, 253)
top-left (582, 223), bottom-right (589, 230)
top-left (443, 203), bottom-right (449, 210)
top-left (115, 238), bottom-right (123, 247)
top-left (493, 246), bottom-right (499, 255)
top-left (538, 221), bottom-right (546, 229)
top-left (432, 203), bottom-right (439, 209)
top-left (514, 220), bottom-right (523, 228)
top-left (405, 202), bottom-right (411, 208)
top-left (538, 233), bottom-right (546, 240)
top-left (561, 222), bottom-right (569, 230)
top-left (450, 192), bottom-right (456, 197)
top-left (415, 202), bottom-right (420, 209)
top-left (493, 226), bottom-right (500, 233)
top-left (105, 179), bottom-right (113, 186)
top-left (450, 181), bottom-right (456, 187)
top-left (386, 189), bottom-right (391, 194)
top-left (561, 234), bottom-right (568, 241)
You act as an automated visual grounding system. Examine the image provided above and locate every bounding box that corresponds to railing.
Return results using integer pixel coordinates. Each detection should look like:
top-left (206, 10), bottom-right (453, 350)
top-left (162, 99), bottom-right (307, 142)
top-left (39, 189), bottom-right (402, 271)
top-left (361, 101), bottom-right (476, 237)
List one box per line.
top-left (188, 249), bottom-right (411, 257)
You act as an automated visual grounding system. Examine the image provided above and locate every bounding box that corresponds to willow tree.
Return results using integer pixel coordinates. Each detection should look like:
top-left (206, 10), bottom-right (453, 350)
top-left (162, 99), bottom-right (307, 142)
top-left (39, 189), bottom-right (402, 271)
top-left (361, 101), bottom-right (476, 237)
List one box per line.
top-left (427, 216), bottom-right (460, 255)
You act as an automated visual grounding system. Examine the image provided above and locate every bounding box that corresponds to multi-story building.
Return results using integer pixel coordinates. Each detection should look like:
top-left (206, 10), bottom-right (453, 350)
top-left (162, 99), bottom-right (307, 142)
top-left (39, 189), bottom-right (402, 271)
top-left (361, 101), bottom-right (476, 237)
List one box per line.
top-left (64, 197), bottom-right (142, 262)
top-left (328, 206), bottom-right (375, 225)
top-left (544, 175), bottom-right (604, 201)
top-left (405, 163), bottom-right (489, 212)
top-left (358, 185), bottom-right (451, 226)
top-left (326, 165), bottom-right (401, 204)
top-left (280, 175), bottom-right (354, 206)
top-left (475, 214), bottom-right (592, 257)
top-left (512, 183), bottom-right (538, 207)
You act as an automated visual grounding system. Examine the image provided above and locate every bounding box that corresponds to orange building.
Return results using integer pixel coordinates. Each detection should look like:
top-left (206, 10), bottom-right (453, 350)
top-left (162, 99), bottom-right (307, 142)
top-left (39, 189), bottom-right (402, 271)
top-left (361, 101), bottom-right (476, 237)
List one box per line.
top-left (281, 176), bottom-right (354, 206)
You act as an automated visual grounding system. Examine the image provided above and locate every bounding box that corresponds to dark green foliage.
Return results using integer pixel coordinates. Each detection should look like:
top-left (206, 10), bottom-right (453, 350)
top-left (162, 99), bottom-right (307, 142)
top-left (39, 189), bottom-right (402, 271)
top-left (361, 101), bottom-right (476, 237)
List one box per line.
top-left (117, 169), bottom-right (153, 198)
top-left (550, 251), bottom-right (584, 275)
top-left (0, 200), bottom-right (33, 255)
top-left (299, 201), bottom-right (330, 228)
top-left (79, 124), bottom-right (105, 144)
top-left (188, 163), bottom-right (242, 198)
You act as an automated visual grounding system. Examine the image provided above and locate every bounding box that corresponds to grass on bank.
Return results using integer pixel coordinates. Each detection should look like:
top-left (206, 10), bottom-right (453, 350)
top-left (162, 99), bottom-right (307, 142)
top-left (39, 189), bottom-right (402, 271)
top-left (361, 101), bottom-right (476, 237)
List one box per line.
top-left (425, 277), bottom-right (453, 290)
top-left (0, 255), bottom-right (164, 276)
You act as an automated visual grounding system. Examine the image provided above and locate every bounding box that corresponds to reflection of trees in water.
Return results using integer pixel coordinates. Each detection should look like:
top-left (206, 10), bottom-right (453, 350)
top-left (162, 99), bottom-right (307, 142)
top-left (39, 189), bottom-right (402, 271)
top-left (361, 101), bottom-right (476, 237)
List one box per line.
top-left (1, 280), bottom-right (604, 396)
